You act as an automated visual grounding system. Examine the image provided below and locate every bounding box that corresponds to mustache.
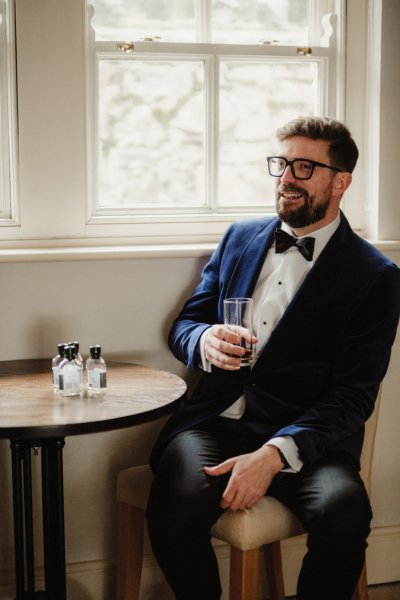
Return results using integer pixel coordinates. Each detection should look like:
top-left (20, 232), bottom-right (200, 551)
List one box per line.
top-left (277, 183), bottom-right (308, 197)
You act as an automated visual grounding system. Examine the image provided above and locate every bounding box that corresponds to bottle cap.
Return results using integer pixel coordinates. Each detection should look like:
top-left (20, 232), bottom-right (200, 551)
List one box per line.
top-left (89, 345), bottom-right (102, 359)
top-left (64, 345), bottom-right (76, 361)
top-left (57, 343), bottom-right (67, 356)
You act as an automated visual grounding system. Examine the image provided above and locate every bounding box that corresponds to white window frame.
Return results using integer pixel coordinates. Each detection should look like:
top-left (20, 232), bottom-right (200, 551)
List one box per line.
top-left (85, 1), bottom-right (345, 233)
top-left (0, 0), bottom-right (18, 226)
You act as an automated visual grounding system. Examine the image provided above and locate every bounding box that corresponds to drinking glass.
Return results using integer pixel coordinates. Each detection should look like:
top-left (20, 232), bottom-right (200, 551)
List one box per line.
top-left (223, 297), bottom-right (255, 366)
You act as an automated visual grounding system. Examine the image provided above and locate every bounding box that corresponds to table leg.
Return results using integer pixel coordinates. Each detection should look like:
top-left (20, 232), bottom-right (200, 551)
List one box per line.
top-left (22, 447), bottom-right (35, 595)
top-left (41, 438), bottom-right (67, 600)
top-left (10, 438), bottom-right (67, 600)
top-left (11, 440), bottom-right (27, 598)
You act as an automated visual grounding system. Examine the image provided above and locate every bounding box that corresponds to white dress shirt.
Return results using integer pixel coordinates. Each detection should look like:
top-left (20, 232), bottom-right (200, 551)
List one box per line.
top-left (199, 213), bottom-right (341, 472)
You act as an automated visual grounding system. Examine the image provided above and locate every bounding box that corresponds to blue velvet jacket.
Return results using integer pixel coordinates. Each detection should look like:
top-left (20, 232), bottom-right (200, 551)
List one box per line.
top-left (150, 213), bottom-right (400, 471)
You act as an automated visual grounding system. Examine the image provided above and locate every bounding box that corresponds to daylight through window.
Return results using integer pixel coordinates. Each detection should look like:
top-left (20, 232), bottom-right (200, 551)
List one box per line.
top-left (87, 1), bottom-right (343, 222)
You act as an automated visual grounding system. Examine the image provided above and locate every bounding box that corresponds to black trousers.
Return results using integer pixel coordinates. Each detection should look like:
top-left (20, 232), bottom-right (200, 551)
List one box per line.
top-left (146, 417), bottom-right (372, 600)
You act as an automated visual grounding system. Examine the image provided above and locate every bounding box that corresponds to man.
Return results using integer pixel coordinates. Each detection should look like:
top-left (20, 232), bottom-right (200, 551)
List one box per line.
top-left (146, 117), bottom-right (400, 600)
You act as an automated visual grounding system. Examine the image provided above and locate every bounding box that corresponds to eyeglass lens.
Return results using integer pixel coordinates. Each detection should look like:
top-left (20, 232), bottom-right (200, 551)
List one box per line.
top-left (268, 158), bottom-right (313, 180)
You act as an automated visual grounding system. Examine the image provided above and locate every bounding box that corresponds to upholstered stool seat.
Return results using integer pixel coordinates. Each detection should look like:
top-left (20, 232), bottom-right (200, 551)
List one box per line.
top-left (210, 495), bottom-right (304, 551)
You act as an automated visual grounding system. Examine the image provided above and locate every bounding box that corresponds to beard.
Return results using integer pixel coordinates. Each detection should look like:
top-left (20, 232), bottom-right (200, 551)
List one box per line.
top-left (275, 182), bottom-right (332, 229)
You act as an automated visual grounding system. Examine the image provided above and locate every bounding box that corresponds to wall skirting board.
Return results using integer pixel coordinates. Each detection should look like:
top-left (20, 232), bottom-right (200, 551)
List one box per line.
top-left (0, 525), bottom-right (398, 600)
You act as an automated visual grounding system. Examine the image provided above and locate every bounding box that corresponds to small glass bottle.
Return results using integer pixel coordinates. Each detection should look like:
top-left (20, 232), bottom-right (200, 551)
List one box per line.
top-left (59, 345), bottom-right (82, 396)
top-left (52, 343), bottom-right (67, 389)
top-left (70, 341), bottom-right (83, 385)
top-left (86, 345), bottom-right (107, 394)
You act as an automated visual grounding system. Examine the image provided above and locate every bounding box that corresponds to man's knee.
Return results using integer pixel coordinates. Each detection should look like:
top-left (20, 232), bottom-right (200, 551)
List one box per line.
top-left (147, 431), bottom-right (225, 532)
top-left (307, 481), bottom-right (372, 549)
top-left (299, 456), bottom-right (372, 547)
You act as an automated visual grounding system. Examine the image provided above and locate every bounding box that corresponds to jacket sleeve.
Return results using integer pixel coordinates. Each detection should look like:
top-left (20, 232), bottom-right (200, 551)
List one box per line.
top-left (271, 262), bottom-right (400, 466)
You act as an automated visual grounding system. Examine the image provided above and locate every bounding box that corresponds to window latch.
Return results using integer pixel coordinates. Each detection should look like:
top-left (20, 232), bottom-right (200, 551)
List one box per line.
top-left (297, 47), bottom-right (312, 56)
top-left (117, 42), bottom-right (135, 53)
top-left (259, 38), bottom-right (279, 45)
top-left (139, 36), bottom-right (162, 42)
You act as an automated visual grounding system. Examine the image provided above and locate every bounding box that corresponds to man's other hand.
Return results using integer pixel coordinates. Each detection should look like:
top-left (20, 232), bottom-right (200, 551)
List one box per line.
top-left (204, 445), bottom-right (284, 510)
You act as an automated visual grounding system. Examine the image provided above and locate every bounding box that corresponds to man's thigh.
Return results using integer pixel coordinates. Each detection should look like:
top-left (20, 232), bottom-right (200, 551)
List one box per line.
top-left (147, 418), bottom-right (264, 525)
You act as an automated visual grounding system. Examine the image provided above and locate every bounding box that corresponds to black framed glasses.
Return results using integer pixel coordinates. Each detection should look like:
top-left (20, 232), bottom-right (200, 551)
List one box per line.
top-left (266, 156), bottom-right (343, 180)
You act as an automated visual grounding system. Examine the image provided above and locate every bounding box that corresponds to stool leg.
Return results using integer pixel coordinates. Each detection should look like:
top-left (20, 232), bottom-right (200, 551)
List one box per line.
top-left (352, 563), bottom-right (369, 600)
top-left (263, 542), bottom-right (285, 600)
top-left (229, 546), bottom-right (260, 600)
top-left (117, 502), bottom-right (145, 600)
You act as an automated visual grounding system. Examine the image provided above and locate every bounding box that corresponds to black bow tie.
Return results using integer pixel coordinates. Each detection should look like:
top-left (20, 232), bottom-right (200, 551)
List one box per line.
top-left (274, 228), bottom-right (315, 262)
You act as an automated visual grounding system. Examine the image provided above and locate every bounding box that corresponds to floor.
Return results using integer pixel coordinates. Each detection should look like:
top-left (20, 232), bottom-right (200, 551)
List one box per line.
top-left (368, 582), bottom-right (400, 600)
top-left (286, 582), bottom-right (400, 600)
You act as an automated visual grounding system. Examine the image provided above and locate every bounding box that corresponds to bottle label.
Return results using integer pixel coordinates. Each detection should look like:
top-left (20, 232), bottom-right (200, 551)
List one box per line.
top-left (87, 369), bottom-right (107, 390)
top-left (59, 365), bottom-right (81, 394)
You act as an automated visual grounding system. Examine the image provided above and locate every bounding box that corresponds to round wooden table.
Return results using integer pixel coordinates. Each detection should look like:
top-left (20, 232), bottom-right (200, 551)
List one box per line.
top-left (0, 359), bottom-right (186, 600)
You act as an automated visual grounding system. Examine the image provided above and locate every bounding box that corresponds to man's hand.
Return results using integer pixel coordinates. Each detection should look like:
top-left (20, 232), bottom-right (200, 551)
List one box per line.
top-left (204, 445), bottom-right (285, 510)
top-left (204, 325), bottom-right (258, 371)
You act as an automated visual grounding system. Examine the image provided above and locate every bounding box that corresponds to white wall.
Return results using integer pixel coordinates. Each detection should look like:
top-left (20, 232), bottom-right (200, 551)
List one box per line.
top-left (0, 1), bottom-right (399, 598)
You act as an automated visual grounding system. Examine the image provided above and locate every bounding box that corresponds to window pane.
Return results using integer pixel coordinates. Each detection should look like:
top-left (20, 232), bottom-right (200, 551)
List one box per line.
top-left (91, 0), bottom-right (312, 44)
top-left (211, 0), bottom-right (310, 45)
top-left (98, 59), bottom-right (205, 209)
top-left (218, 61), bottom-right (319, 208)
top-left (91, 0), bottom-right (196, 42)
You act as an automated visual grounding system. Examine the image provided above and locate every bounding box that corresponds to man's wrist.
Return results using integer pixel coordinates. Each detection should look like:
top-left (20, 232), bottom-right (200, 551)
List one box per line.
top-left (275, 447), bottom-right (290, 470)
top-left (198, 328), bottom-right (212, 371)
top-left (259, 444), bottom-right (287, 473)
top-left (268, 444), bottom-right (290, 470)
top-left (265, 437), bottom-right (302, 473)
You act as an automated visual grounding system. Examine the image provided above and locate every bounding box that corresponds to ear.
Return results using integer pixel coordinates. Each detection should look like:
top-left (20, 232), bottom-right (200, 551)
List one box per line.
top-left (333, 172), bottom-right (352, 195)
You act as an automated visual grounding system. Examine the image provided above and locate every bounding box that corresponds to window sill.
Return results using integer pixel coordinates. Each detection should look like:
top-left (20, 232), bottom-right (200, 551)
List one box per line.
top-left (0, 239), bottom-right (398, 264)
top-left (0, 242), bottom-right (217, 263)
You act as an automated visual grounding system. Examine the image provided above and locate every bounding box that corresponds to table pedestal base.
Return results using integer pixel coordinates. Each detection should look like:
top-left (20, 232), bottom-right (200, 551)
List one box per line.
top-left (11, 438), bottom-right (67, 600)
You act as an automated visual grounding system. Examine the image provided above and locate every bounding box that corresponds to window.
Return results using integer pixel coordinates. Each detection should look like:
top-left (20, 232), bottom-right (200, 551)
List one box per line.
top-left (0, 0), bottom-right (17, 224)
top-left (0, 0), bottom-right (395, 254)
top-left (86, 0), bottom-right (344, 226)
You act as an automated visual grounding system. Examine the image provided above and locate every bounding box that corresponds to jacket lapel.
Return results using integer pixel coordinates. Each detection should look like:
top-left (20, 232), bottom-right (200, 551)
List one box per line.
top-left (224, 218), bottom-right (278, 300)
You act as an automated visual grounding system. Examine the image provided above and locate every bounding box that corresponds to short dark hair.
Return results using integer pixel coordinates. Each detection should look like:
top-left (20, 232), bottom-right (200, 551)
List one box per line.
top-left (276, 116), bottom-right (359, 173)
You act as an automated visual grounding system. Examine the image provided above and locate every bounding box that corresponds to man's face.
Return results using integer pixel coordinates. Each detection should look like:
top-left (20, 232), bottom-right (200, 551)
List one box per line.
top-left (274, 136), bottom-right (342, 231)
